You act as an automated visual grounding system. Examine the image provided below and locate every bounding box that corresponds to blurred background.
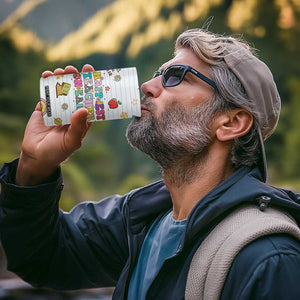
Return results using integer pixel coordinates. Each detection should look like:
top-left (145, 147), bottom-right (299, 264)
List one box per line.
top-left (0, 0), bottom-right (299, 298)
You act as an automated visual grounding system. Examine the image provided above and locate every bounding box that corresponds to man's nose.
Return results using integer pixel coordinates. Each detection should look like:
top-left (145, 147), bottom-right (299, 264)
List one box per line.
top-left (141, 76), bottom-right (163, 98)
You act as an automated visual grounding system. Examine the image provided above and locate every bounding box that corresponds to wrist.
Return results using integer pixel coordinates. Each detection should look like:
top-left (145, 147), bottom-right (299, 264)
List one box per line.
top-left (16, 152), bottom-right (59, 186)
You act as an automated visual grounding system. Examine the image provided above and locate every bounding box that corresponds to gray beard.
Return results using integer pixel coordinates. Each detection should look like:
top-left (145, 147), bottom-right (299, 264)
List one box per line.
top-left (126, 98), bottom-right (215, 185)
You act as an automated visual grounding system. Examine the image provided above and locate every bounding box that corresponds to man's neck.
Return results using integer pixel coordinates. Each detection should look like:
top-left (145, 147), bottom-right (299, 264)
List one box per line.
top-left (163, 143), bottom-right (234, 220)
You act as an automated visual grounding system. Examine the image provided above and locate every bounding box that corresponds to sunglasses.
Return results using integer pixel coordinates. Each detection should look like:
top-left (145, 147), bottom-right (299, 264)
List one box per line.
top-left (152, 64), bottom-right (216, 89)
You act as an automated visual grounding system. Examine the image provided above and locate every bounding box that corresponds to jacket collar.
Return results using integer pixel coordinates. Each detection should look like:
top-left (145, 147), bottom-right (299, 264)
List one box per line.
top-left (126, 166), bottom-right (300, 241)
top-left (126, 180), bottom-right (172, 234)
top-left (185, 166), bottom-right (300, 243)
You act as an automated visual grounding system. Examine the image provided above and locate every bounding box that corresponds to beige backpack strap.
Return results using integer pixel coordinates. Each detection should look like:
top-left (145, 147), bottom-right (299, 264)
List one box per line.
top-left (185, 205), bottom-right (300, 300)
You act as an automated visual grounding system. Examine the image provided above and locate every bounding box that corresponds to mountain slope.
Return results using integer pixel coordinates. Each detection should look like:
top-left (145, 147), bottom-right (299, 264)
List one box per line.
top-left (45, 0), bottom-right (225, 61)
top-left (0, 0), bottom-right (299, 61)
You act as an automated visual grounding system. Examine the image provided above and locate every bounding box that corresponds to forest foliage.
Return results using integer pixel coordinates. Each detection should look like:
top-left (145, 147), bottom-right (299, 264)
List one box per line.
top-left (0, 0), bottom-right (299, 211)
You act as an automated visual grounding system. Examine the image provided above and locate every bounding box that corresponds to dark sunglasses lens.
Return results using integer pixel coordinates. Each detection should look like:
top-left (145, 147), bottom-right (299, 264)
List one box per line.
top-left (163, 66), bottom-right (185, 87)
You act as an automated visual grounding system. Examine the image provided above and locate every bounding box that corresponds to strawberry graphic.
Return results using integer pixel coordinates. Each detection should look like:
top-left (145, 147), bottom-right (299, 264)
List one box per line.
top-left (108, 98), bottom-right (118, 109)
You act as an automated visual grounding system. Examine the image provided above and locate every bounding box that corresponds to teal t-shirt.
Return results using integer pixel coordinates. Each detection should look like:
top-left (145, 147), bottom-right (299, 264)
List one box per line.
top-left (127, 210), bottom-right (187, 300)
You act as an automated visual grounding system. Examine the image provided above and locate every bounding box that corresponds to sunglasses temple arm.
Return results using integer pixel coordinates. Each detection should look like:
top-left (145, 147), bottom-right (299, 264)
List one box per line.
top-left (191, 69), bottom-right (216, 88)
top-left (202, 76), bottom-right (217, 88)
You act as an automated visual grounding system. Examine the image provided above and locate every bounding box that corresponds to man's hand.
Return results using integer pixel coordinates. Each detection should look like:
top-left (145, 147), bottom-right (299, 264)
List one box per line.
top-left (16, 64), bottom-right (95, 186)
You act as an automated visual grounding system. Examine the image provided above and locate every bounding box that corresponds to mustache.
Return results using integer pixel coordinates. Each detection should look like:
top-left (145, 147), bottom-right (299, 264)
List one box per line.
top-left (141, 96), bottom-right (156, 112)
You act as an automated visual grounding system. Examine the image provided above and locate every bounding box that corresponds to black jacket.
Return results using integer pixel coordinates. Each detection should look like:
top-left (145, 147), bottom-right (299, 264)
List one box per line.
top-left (1, 159), bottom-right (300, 299)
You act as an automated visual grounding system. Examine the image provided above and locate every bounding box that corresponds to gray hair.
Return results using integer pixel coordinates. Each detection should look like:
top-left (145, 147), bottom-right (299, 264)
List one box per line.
top-left (175, 29), bottom-right (261, 169)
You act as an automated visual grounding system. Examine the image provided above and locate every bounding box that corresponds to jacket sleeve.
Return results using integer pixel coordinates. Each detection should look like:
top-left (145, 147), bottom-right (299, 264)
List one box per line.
top-left (221, 234), bottom-right (300, 300)
top-left (0, 159), bottom-right (129, 290)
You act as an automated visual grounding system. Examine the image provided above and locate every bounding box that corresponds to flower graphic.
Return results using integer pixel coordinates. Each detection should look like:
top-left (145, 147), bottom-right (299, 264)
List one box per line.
top-left (132, 99), bottom-right (139, 105)
top-left (114, 75), bottom-right (121, 82)
top-left (54, 118), bottom-right (62, 125)
top-left (62, 103), bottom-right (68, 110)
top-left (120, 112), bottom-right (128, 119)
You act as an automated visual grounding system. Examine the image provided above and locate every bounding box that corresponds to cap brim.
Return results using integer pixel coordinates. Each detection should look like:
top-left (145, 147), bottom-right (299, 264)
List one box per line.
top-left (257, 128), bottom-right (267, 182)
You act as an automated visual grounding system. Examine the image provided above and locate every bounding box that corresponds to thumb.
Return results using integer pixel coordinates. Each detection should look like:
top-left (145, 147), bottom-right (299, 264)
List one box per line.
top-left (65, 108), bottom-right (89, 151)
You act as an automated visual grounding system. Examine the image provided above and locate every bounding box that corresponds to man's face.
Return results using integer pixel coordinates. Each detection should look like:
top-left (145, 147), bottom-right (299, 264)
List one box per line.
top-left (141, 47), bottom-right (214, 117)
top-left (126, 48), bottom-right (216, 170)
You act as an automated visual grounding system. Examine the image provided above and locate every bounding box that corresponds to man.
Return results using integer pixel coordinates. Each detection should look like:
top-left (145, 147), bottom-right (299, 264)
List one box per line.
top-left (1, 28), bottom-right (300, 299)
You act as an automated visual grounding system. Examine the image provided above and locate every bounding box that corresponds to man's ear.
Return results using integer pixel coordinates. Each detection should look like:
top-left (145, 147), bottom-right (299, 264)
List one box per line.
top-left (214, 109), bottom-right (253, 142)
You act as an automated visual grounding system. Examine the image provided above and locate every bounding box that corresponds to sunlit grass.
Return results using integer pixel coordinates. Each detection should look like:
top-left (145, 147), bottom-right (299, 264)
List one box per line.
top-left (1, 0), bottom-right (299, 60)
